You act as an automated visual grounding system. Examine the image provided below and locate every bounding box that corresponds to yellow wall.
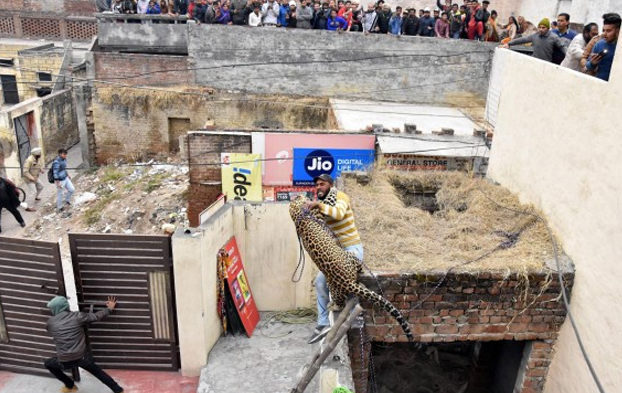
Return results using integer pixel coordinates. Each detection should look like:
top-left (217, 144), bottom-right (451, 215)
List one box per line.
top-left (172, 203), bottom-right (313, 376)
top-left (487, 49), bottom-right (621, 392)
top-left (0, 44), bottom-right (64, 105)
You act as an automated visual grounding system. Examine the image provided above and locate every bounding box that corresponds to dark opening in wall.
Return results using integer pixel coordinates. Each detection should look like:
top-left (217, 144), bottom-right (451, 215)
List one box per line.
top-left (36, 87), bottom-right (52, 97)
top-left (368, 340), bottom-right (526, 393)
top-left (37, 72), bottom-right (52, 82)
top-left (392, 181), bottom-right (439, 213)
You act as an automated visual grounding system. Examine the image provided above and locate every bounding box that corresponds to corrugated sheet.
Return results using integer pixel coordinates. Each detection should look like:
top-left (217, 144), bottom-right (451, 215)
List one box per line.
top-left (0, 237), bottom-right (65, 376)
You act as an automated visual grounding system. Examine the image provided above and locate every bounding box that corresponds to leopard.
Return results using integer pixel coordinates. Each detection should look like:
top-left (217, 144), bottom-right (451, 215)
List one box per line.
top-left (289, 195), bottom-right (413, 342)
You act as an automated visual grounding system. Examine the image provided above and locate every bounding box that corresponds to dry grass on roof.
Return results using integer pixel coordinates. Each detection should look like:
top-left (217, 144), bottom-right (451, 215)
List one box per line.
top-left (342, 170), bottom-right (562, 274)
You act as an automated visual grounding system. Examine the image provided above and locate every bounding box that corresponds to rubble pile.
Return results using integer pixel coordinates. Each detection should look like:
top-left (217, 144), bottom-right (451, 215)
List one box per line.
top-left (25, 160), bottom-right (189, 246)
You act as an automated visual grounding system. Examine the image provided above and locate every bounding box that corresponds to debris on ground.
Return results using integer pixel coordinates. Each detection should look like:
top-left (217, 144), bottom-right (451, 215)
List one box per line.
top-left (23, 157), bottom-right (189, 256)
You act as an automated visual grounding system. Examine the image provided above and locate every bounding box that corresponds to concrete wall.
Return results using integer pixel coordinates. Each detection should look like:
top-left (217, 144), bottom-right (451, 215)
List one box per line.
top-left (486, 49), bottom-right (622, 392)
top-left (0, 97), bottom-right (44, 181)
top-left (173, 202), bottom-right (313, 376)
top-left (97, 20), bottom-right (188, 54)
top-left (40, 89), bottom-right (79, 157)
top-left (188, 23), bottom-right (495, 106)
top-left (0, 89), bottom-right (78, 180)
top-left (91, 76), bottom-right (332, 164)
top-left (518, 0), bottom-right (622, 27)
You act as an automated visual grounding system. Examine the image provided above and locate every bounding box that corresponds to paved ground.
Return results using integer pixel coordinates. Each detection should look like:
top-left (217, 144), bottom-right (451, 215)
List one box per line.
top-left (0, 144), bottom-right (83, 237)
top-left (0, 369), bottom-right (198, 393)
top-left (198, 314), bottom-right (321, 393)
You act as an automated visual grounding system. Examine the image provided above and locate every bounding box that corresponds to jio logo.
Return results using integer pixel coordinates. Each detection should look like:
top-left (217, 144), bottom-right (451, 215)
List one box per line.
top-left (304, 149), bottom-right (334, 178)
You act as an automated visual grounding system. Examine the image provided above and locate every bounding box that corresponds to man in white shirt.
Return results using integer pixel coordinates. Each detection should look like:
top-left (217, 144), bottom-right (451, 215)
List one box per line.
top-left (561, 23), bottom-right (599, 71)
top-left (249, 4), bottom-right (262, 26)
top-left (262, 0), bottom-right (280, 25)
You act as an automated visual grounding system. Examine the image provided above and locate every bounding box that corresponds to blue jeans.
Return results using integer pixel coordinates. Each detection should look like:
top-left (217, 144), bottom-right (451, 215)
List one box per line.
top-left (452, 31), bottom-right (461, 39)
top-left (316, 243), bottom-right (364, 326)
top-left (56, 178), bottom-right (74, 210)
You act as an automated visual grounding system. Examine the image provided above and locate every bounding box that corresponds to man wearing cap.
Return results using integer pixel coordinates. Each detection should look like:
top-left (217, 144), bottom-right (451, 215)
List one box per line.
top-left (500, 18), bottom-right (567, 63)
top-left (304, 174), bottom-right (364, 344)
top-left (44, 295), bottom-right (124, 393)
top-left (418, 7), bottom-right (435, 36)
top-left (22, 147), bottom-right (44, 212)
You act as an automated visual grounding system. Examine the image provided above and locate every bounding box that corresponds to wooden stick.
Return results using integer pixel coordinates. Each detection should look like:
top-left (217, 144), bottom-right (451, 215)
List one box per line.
top-left (291, 304), bottom-right (363, 393)
top-left (304, 298), bottom-right (359, 370)
top-left (326, 298), bottom-right (359, 343)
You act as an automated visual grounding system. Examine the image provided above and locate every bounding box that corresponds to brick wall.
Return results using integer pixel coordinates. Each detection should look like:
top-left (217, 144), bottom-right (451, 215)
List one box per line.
top-left (0, 11), bottom-right (96, 40)
top-left (91, 51), bottom-right (333, 164)
top-left (2, 1), bottom-right (95, 15)
top-left (93, 52), bottom-right (192, 87)
top-left (187, 132), bottom-right (251, 226)
top-left (348, 270), bottom-right (573, 393)
top-left (18, 50), bottom-right (65, 101)
top-left (40, 90), bottom-right (79, 158)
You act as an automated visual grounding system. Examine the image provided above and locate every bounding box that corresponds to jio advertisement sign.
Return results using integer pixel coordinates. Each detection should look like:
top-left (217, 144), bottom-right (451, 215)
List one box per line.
top-left (292, 148), bottom-right (375, 186)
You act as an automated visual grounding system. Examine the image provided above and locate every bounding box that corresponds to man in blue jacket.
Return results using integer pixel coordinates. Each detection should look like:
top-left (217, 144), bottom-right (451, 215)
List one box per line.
top-left (587, 13), bottom-right (620, 81)
top-left (52, 148), bottom-right (75, 212)
top-left (418, 7), bottom-right (435, 36)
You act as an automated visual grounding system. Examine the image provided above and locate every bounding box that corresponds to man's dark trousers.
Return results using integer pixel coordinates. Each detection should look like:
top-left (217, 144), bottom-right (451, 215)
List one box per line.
top-left (0, 202), bottom-right (24, 229)
top-left (44, 352), bottom-right (123, 393)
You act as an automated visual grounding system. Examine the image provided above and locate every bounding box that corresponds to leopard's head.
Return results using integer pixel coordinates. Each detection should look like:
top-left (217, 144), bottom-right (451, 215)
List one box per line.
top-left (289, 195), bottom-right (310, 222)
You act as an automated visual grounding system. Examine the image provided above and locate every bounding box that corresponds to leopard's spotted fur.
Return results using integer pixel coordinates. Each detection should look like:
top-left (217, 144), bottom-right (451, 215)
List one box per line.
top-left (290, 196), bottom-right (413, 341)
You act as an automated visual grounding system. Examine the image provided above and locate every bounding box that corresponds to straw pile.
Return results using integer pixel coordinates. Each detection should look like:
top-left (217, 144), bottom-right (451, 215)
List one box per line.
top-left (343, 170), bottom-right (561, 274)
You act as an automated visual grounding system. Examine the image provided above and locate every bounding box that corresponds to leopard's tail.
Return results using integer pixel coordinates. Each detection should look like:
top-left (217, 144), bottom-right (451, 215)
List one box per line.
top-left (355, 283), bottom-right (414, 342)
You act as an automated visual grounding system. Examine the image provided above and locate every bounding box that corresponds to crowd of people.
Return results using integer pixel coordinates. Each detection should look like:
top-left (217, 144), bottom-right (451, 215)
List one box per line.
top-left (95, 0), bottom-right (524, 40)
top-left (501, 12), bottom-right (620, 81)
top-left (96, 0), bottom-right (619, 80)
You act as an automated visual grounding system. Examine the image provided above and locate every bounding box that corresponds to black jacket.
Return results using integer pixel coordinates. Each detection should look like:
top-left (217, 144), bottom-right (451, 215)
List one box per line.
top-left (0, 178), bottom-right (20, 208)
top-left (46, 309), bottom-right (111, 362)
top-left (402, 16), bottom-right (419, 36)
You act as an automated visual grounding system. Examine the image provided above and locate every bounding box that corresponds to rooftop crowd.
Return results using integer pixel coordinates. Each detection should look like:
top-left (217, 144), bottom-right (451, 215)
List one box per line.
top-left (96, 0), bottom-right (619, 81)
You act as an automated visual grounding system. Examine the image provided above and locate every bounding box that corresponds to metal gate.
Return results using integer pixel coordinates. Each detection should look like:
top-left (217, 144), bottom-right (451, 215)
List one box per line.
top-left (13, 114), bottom-right (31, 174)
top-left (68, 234), bottom-right (179, 371)
top-left (0, 237), bottom-right (66, 376)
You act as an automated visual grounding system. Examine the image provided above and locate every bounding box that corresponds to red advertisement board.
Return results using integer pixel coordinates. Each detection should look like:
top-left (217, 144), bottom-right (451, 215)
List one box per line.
top-left (222, 237), bottom-right (260, 337)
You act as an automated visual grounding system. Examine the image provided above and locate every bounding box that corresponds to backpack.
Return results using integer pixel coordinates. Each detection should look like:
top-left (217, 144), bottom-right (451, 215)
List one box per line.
top-left (47, 165), bottom-right (55, 184)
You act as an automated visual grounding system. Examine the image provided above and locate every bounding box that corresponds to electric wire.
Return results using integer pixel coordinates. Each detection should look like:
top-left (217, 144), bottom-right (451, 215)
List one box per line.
top-left (0, 144), bottom-right (488, 171)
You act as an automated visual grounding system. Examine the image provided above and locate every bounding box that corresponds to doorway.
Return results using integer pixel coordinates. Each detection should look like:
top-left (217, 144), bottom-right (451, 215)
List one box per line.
top-left (13, 112), bottom-right (36, 175)
top-left (168, 117), bottom-right (190, 153)
top-left (0, 75), bottom-right (19, 105)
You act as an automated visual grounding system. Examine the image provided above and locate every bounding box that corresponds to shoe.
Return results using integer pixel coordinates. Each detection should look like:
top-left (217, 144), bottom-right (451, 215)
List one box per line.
top-left (308, 325), bottom-right (330, 344)
top-left (65, 201), bottom-right (71, 206)
top-left (35, 197), bottom-right (41, 201)
top-left (25, 207), bottom-right (36, 212)
top-left (57, 207), bottom-right (64, 213)
top-left (60, 386), bottom-right (78, 392)
top-left (19, 222), bottom-right (26, 228)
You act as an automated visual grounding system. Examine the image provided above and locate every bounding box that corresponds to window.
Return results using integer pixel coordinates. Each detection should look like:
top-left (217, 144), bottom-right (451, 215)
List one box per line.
top-left (0, 58), bottom-right (14, 67)
top-left (37, 72), bottom-right (52, 82)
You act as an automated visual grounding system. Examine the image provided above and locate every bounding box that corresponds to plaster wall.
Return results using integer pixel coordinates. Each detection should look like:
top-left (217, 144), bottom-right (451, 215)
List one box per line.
top-left (188, 23), bottom-right (495, 106)
top-left (486, 49), bottom-right (622, 392)
top-left (172, 203), bottom-right (313, 376)
top-left (97, 21), bottom-right (188, 54)
top-left (518, 0), bottom-right (622, 27)
top-left (0, 97), bottom-right (43, 181)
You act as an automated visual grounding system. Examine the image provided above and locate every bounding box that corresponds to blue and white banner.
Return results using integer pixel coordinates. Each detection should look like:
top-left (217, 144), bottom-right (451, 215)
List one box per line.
top-left (292, 148), bottom-right (375, 186)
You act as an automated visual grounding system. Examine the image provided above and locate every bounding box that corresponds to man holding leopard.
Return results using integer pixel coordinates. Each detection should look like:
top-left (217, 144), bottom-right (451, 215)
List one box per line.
top-left (304, 174), bottom-right (364, 344)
